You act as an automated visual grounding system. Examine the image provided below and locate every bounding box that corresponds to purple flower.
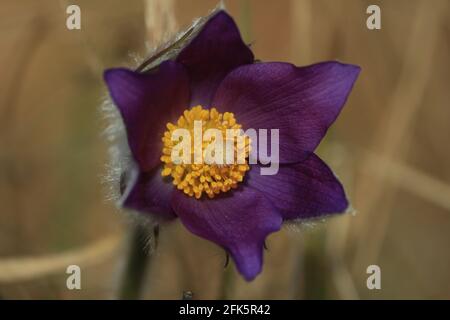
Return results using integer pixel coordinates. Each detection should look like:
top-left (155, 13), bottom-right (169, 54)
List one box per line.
top-left (104, 10), bottom-right (360, 281)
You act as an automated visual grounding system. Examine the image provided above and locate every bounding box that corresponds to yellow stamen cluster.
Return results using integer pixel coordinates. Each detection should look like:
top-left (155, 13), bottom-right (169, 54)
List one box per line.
top-left (160, 105), bottom-right (250, 199)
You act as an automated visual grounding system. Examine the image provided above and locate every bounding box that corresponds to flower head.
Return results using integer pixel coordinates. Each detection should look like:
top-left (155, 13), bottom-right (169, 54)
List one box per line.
top-left (104, 10), bottom-right (360, 281)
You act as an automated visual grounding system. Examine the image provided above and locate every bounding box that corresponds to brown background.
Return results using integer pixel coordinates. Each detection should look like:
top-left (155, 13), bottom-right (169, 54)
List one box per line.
top-left (0, 0), bottom-right (449, 299)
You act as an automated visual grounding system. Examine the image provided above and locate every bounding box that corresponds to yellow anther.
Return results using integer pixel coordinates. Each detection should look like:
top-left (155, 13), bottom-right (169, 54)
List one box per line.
top-left (161, 105), bottom-right (250, 199)
top-left (161, 167), bottom-right (172, 176)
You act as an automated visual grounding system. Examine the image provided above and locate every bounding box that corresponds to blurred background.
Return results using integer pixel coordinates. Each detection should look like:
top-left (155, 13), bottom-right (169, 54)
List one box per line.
top-left (0, 0), bottom-right (449, 299)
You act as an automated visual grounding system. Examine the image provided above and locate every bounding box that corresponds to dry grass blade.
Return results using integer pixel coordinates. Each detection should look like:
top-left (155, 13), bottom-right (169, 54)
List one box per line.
top-left (0, 235), bottom-right (121, 283)
top-left (365, 152), bottom-right (450, 212)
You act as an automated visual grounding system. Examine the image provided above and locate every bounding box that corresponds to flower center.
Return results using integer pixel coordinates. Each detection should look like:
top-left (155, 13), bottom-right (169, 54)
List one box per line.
top-left (160, 105), bottom-right (250, 199)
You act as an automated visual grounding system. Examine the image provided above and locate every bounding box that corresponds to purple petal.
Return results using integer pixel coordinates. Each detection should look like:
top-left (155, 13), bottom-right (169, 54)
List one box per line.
top-left (122, 167), bottom-right (176, 220)
top-left (104, 61), bottom-right (190, 172)
top-left (212, 61), bottom-right (360, 163)
top-left (247, 154), bottom-right (348, 220)
top-left (176, 10), bottom-right (254, 107)
top-left (171, 188), bottom-right (282, 281)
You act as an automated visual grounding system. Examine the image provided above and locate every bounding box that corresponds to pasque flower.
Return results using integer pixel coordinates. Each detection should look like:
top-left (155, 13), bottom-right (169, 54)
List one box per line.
top-left (104, 10), bottom-right (360, 281)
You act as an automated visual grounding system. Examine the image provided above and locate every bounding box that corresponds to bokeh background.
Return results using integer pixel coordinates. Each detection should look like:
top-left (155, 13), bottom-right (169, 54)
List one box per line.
top-left (1, 0), bottom-right (449, 299)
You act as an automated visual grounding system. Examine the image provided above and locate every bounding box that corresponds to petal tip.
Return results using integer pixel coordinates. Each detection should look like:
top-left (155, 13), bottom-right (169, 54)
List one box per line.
top-left (347, 63), bottom-right (362, 78)
top-left (209, 9), bottom-right (234, 23)
top-left (337, 197), bottom-right (350, 214)
top-left (241, 268), bottom-right (261, 282)
top-left (103, 68), bottom-right (128, 83)
top-left (336, 61), bottom-right (362, 79)
top-left (232, 246), bottom-right (264, 282)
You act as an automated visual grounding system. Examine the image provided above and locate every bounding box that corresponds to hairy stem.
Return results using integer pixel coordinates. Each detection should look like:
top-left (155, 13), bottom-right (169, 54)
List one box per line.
top-left (118, 223), bottom-right (158, 300)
